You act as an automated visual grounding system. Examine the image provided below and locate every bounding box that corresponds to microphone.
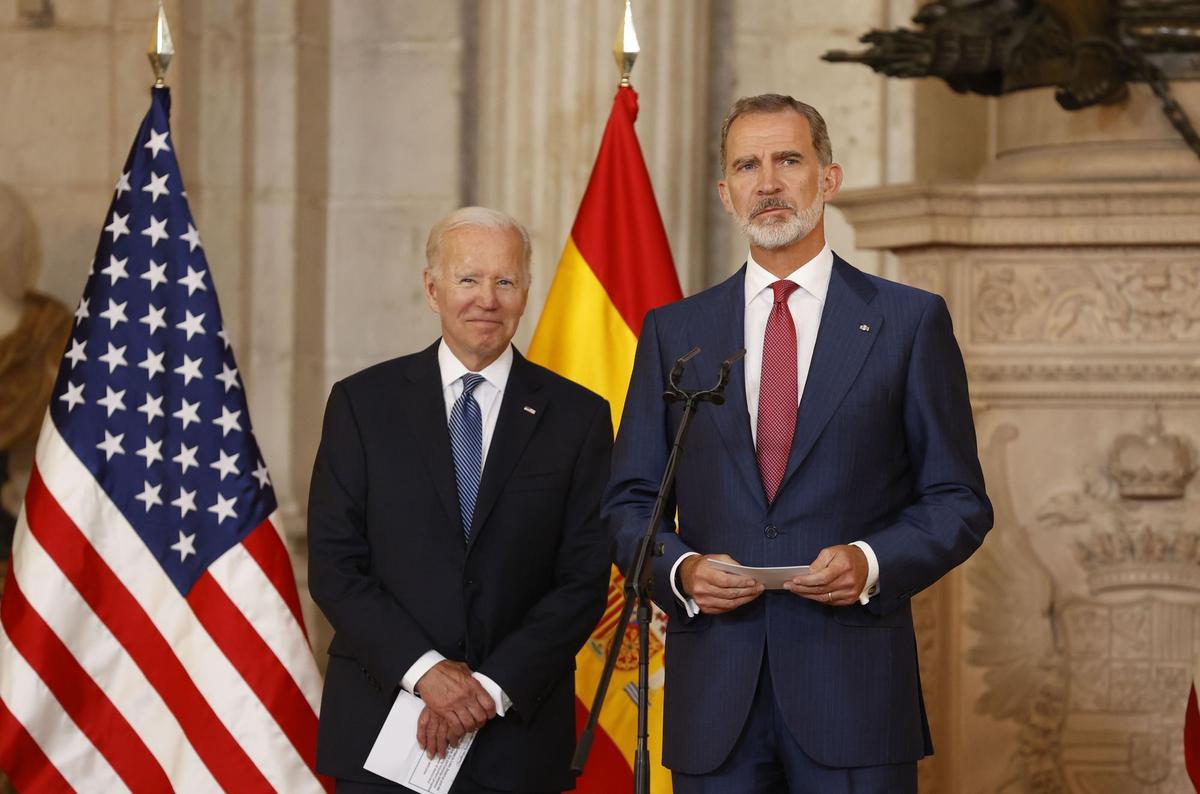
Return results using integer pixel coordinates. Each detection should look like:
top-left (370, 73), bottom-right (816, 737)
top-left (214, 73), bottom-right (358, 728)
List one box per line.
top-left (701, 349), bottom-right (746, 405)
top-left (664, 347), bottom-right (701, 403)
top-left (669, 347), bottom-right (700, 387)
top-left (662, 347), bottom-right (745, 405)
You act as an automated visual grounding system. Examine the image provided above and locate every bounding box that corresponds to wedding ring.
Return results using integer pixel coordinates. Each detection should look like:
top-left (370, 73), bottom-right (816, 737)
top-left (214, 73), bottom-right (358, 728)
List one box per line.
top-left (826, 592), bottom-right (833, 603)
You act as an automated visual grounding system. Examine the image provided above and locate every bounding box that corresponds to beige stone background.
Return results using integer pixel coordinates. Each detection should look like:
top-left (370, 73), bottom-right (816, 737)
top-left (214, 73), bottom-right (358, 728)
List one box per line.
top-left (2, 1), bottom-right (1199, 792)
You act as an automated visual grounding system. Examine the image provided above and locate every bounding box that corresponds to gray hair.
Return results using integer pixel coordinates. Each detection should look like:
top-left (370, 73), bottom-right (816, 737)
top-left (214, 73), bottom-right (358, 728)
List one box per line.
top-left (424, 206), bottom-right (532, 283)
top-left (719, 94), bottom-right (833, 171)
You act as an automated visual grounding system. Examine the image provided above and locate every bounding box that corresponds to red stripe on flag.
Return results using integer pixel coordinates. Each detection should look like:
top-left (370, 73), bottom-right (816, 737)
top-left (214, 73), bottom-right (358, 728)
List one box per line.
top-left (188, 572), bottom-right (318, 773)
top-left (569, 86), bottom-right (682, 337)
top-left (0, 698), bottom-right (74, 793)
top-left (1185, 683), bottom-right (1200, 788)
top-left (1, 576), bottom-right (171, 792)
top-left (570, 696), bottom-right (633, 793)
top-left (592, 612), bottom-right (624, 642)
top-left (23, 467), bottom-right (275, 792)
top-left (242, 519), bottom-right (309, 637)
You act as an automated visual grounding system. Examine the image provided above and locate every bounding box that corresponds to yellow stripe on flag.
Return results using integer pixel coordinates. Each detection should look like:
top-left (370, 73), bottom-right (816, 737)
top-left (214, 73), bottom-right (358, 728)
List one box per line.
top-left (528, 238), bottom-right (638, 432)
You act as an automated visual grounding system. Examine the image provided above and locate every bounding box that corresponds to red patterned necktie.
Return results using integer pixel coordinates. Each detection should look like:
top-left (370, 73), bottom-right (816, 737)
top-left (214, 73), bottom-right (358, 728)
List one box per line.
top-left (757, 280), bottom-right (800, 504)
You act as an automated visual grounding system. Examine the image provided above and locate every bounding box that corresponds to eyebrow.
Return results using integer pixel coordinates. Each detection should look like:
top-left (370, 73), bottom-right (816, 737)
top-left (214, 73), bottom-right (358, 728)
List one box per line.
top-left (731, 150), bottom-right (807, 169)
top-left (773, 150), bottom-right (805, 162)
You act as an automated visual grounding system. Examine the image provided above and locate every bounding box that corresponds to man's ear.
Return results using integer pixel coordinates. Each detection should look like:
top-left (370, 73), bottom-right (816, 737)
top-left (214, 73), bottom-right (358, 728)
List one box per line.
top-left (423, 270), bottom-right (441, 314)
top-left (821, 163), bottom-right (844, 202)
top-left (717, 180), bottom-right (734, 215)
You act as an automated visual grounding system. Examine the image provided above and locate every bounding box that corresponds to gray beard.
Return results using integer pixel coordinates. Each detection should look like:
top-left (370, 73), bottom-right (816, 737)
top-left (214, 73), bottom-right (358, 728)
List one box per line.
top-left (738, 196), bottom-right (824, 250)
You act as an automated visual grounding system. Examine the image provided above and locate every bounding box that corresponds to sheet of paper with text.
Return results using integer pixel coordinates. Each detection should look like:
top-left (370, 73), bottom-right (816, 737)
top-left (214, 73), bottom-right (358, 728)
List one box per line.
top-left (364, 690), bottom-right (475, 794)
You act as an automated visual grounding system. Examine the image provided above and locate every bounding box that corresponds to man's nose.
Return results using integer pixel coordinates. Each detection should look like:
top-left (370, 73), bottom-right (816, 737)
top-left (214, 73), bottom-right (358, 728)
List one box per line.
top-left (476, 283), bottom-right (500, 308)
top-left (756, 164), bottom-right (781, 194)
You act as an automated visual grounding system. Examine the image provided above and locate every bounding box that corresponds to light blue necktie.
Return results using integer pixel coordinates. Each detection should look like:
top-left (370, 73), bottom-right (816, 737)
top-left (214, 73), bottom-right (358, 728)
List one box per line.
top-left (449, 373), bottom-right (485, 542)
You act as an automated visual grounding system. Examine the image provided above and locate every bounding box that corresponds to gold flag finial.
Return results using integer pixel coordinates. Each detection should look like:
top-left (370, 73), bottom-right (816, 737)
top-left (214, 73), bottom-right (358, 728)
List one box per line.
top-left (613, 0), bottom-right (640, 87)
top-left (147, 1), bottom-right (175, 87)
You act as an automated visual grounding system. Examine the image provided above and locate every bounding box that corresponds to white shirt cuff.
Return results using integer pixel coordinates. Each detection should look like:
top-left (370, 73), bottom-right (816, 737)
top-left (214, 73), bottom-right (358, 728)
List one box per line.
top-left (401, 649), bottom-right (446, 694)
top-left (669, 551), bottom-right (701, 618)
top-left (849, 540), bottom-right (880, 605)
top-left (472, 672), bottom-right (512, 717)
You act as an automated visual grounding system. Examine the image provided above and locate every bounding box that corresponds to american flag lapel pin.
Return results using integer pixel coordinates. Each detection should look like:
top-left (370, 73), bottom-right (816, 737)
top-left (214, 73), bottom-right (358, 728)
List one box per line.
top-left (523, 405), bottom-right (537, 415)
top-left (859, 323), bottom-right (871, 332)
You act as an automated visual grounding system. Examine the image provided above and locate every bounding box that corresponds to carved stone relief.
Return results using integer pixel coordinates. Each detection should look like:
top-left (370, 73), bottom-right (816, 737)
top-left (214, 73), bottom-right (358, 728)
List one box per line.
top-left (970, 413), bottom-right (1200, 793)
top-left (895, 255), bottom-right (950, 298)
top-left (971, 260), bottom-right (1200, 346)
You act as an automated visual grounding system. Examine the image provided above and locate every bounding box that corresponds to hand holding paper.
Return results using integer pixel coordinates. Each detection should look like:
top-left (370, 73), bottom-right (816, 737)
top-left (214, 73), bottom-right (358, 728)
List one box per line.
top-left (414, 660), bottom-right (495, 756)
top-left (781, 544), bottom-right (868, 607)
top-left (682, 553), bottom-right (765, 614)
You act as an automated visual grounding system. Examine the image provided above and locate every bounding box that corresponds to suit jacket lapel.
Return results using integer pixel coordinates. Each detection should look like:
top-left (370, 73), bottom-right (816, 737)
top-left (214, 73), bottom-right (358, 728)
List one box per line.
top-left (701, 267), bottom-right (767, 511)
top-left (401, 342), bottom-right (467, 560)
top-left (466, 351), bottom-right (547, 554)
top-left (776, 255), bottom-right (882, 496)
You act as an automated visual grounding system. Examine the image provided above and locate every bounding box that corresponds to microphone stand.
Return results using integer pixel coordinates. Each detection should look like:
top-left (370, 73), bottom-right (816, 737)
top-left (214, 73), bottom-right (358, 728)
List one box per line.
top-left (573, 346), bottom-right (745, 793)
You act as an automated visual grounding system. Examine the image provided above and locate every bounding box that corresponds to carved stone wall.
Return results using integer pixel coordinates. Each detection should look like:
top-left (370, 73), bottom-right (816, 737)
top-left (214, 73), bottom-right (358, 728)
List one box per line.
top-left (838, 79), bottom-right (1200, 793)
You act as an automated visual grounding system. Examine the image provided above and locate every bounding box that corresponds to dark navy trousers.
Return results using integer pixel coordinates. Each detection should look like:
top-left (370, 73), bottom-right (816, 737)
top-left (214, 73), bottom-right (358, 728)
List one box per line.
top-left (671, 650), bottom-right (918, 794)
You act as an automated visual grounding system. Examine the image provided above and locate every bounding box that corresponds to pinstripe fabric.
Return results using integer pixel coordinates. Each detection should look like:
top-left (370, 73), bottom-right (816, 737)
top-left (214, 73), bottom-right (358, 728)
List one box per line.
top-left (756, 280), bottom-right (800, 504)
top-left (448, 373), bottom-right (485, 541)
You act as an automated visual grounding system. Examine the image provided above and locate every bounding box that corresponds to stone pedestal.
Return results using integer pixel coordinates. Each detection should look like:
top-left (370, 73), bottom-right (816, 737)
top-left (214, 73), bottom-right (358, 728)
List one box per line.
top-left (836, 82), bottom-right (1200, 793)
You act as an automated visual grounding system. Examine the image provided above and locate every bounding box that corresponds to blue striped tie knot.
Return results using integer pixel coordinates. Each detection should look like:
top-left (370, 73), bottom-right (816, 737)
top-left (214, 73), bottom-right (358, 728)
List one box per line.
top-left (449, 373), bottom-right (486, 541)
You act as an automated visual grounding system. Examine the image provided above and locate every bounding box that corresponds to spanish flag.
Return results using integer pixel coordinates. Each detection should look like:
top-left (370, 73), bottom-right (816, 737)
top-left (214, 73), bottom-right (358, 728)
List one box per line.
top-left (527, 85), bottom-right (681, 792)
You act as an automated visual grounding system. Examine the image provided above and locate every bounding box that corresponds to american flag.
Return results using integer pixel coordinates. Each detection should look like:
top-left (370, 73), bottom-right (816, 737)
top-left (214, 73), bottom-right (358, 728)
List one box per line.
top-left (0, 87), bottom-right (329, 792)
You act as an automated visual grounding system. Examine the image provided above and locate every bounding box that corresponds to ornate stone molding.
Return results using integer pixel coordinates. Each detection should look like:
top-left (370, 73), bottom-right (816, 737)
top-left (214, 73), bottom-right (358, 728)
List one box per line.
top-left (834, 182), bottom-right (1200, 250)
top-left (967, 362), bottom-right (1200, 384)
top-left (965, 360), bottom-right (1200, 404)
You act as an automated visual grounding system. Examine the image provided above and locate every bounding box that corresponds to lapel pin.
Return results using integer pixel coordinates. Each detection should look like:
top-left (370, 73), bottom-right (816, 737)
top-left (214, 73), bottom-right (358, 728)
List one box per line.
top-left (523, 405), bottom-right (537, 415)
top-left (858, 324), bottom-right (871, 332)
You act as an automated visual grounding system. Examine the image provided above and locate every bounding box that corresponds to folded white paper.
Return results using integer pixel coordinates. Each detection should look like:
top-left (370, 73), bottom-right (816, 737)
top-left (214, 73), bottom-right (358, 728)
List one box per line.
top-left (364, 690), bottom-right (475, 794)
top-left (704, 559), bottom-right (811, 589)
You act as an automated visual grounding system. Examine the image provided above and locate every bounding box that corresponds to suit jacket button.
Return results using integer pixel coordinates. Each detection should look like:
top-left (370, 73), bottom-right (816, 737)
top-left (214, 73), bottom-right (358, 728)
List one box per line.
top-left (764, 524), bottom-right (778, 539)
top-left (457, 639), bottom-right (466, 652)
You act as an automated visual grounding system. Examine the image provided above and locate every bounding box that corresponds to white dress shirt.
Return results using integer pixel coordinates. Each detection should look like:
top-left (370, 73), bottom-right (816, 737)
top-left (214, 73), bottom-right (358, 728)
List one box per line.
top-left (669, 246), bottom-right (880, 615)
top-left (400, 341), bottom-right (514, 715)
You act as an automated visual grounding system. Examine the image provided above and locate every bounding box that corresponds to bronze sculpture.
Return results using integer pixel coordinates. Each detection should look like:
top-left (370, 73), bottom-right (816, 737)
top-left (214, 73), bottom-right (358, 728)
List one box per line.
top-left (824, 0), bottom-right (1200, 158)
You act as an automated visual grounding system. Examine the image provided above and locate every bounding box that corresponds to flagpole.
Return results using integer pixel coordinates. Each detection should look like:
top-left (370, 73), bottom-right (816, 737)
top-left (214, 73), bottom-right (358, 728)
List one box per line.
top-left (569, 5), bottom-right (664, 791)
top-left (613, 10), bottom-right (654, 793)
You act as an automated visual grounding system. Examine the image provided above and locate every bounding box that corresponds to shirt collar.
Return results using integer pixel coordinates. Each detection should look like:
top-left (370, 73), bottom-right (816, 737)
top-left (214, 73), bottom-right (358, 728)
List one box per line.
top-left (437, 340), bottom-right (514, 391)
top-left (744, 243), bottom-right (834, 306)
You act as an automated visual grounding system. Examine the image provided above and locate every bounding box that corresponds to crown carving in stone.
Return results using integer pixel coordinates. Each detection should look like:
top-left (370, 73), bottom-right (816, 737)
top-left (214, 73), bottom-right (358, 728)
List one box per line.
top-left (1107, 411), bottom-right (1196, 500)
top-left (1074, 517), bottom-right (1200, 594)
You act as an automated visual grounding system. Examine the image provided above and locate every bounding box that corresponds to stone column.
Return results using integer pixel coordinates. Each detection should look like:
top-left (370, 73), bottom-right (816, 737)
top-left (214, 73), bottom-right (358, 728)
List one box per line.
top-left (290, 0), bottom-right (466, 651)
top-left (836, 80), bottom-right (1200, 794)
top-left (470, 0), bottom-right (713, 336)
top-left (171, 1), bottom-right (467, 649)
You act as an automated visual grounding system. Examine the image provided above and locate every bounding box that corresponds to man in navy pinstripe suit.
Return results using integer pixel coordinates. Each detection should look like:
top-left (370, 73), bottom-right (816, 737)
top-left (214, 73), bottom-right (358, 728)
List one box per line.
top-left (605, 95), bottom-right (992, 792)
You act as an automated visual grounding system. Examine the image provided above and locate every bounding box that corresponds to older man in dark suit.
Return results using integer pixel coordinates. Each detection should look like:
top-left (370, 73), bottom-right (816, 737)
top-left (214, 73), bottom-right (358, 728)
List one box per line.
top-left (308, 207), bottom-right (611, 793)
top-left (606, 95), bottom-right (993, 793)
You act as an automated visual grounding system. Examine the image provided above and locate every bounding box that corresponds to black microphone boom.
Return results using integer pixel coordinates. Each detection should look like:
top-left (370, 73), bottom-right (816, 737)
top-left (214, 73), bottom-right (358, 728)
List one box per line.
top-left (573, 347), bottom-right (744, 794)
